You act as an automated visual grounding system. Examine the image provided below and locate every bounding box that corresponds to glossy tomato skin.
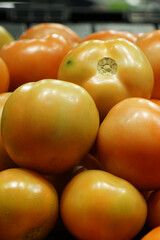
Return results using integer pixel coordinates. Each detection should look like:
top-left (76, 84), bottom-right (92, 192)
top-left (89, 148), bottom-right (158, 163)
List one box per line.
top-left (0, 34), bottom-right (72, 91)
top-left (58, 38), bottom-right (154, 121)
top-left (81, 29), bottom-right (137, 43)
top-left (60, 169), bottom-right (147, 240)
top-left (147, 190), bottom-right (160, 229)
top-left (0, 57), bottom-right (10, 93)
top-left (18, 22), bottom-right (81, 47)
top-left (1, 79), bottom-right (99, 174)
top-left (0, 168), bottom-right (59, 240)
top-left (136, 30), bottom-right (160, 99)
top-left (141, 226), bottom-right (160, 240)
top-left (97, 97), bottom-right (160, 190)
top-left (0, 92), bottom-right (17, 171)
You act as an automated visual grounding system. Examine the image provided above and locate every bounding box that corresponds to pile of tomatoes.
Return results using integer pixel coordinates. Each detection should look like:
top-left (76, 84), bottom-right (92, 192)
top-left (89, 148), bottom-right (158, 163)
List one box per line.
top-left (0, 22), bottom-right (160, 240)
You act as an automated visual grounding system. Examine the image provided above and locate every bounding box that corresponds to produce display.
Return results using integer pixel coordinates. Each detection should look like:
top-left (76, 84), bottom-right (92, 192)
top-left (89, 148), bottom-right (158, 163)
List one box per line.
top-left (0, 22), bottom-right (160, 239)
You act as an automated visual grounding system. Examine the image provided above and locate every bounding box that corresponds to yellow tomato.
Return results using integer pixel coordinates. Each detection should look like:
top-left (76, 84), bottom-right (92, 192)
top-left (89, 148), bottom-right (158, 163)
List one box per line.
top-left (0, 26), bottom-right (14, 49)
top-left (0, 168), bottom-right (59, 240)
top-left (58, 38), bottom-right (154, 121)
top-left (60, 169), bottom-right (147, 240)
top-left (1, 79), bottom-right (99, 174)
top-left (0, 92), bottom-right (17, 171)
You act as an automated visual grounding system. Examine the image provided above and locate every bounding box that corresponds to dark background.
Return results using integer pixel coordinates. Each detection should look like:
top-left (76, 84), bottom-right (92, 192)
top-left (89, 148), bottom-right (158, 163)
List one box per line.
top-left (0, 0), bottom-right (160, 39)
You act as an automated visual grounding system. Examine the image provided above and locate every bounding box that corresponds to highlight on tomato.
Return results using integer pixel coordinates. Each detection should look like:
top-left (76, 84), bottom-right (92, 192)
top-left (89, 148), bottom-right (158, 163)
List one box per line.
top-left (18, 22), bottom-right (81, 47)
top-left (141, 226), bottom-right (160, 240)
top-left (0, 92), bottom-right (17, 171)
top-left (58, 38), bottom-right (154, 121)
top-left (81, 29), bottom-right (137, 43)
top-left (0, 57), bottom-right (10, 93)
top-left (0, 168), bottom-right (59, 240)
top-left (1, 79), bottom-right (99, 174)
top-left (97, 97), bottom-right (160, 190)
top-left (136, 30), bottom-right (160, 99)
top-left (60, 169), bottom-right (147, 240)
top-left (0, 34), bottom-right (72, 91)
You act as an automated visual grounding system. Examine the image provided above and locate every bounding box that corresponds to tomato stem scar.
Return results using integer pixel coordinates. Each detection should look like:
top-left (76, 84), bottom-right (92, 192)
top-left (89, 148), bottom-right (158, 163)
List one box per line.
top-left (97, 57), bottom-right (117, 76)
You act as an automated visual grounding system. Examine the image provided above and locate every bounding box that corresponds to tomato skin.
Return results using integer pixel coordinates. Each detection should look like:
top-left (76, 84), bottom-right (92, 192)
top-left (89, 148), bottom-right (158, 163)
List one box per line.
top-left (81, 29), bottom-right (137, 43)
top-left (0, 34), bottom-right (72, 91)
top-left (18, 22), bottom-right (81, 47)
top-left (0, 168), bottom-right (59, 240)
top-left (58, 38), bottom-right (154, 121)
top-left (136, 30), bottom-right (160, 99)
top-left (97, 97), bottom-right (160, 190)
top-left (60, 169), bottom-right (147, 240)
top-left (141, 226), bottom-right (160, 240)
top-left (0, 57), bottom-right (10, 93)
top-left (1, 79), bottom-right (99, 174)
top-left (0, 92), bottom-right (17, 171)
top-left (147, 190), bottom-right (160, 229)
top-left (0, 25), bottom-right (14, 49)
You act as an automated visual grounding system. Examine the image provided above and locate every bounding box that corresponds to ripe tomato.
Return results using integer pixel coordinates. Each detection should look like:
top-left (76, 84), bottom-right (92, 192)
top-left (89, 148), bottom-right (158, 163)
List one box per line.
top-left (0, 34), bottom-right (72, 91)
top-left (1, 79), bottom-right (99, 174)
top-left (81, 29), bottom-right (137, 43)
top-left (141, 226), bottom-right (160, 240)
top-left (147, 189), bottom-right (160, 229)
top-left (97, 97), bottom-right (160, 190)
top-left (60, 169), bottom-right (147, 240)
top-left (58, 38), bottom-right (154, 121)
top-left (0, 168), bottom-right (59, 240)
top-left (18, 22), bottom-right (81, 47)
top-left (0, 92), bottom-right (17, 171)
top-left (136, 30), bottom-right (160, 99)
top-left (0, 57), bottom-right (10, 93)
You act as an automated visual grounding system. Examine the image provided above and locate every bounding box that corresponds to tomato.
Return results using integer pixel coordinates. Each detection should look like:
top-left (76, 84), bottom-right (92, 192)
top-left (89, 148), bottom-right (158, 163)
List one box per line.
top-left (47, 153), bottom-right (103, 197)
top-left (134, 32), bottom-right (144, 39)
top-left (0, 57), bottom-right (10, 93)
top-left (1, 79), bottom-right (99, 174)
top-left (81, 29), bottom-right (137, 43)
top-left (0, 25), bottom-right (14, 49)
top-left (60, 169), bottom-right (147, 240)
top-left (147, 189), bottom-right (160, 229)
top-left (141, 226), bottom-right (160, 240)
top-left (18, 22), bottom-right (81, 47)
top-left (0, 168), bottom-right (59, 240)
top-left (58, 38), bottom-right (154, 121)
top-left (97, 97), bottom-right (160, 190)
top-left (0, 34), bottom-right (72, 91)
top-left (136, 30), bottom-right (160, 99)
top-left (0, 92), bottom-right (17, 171)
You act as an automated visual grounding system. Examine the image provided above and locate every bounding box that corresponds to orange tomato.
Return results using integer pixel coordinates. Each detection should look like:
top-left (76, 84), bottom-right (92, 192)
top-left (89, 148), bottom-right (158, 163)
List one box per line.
top-left (1, 79), bottom-right (99, 174)
top-left (0, 92), bottom-right (17, 171)
top-left (0, 34), bottom-right (72, 91)
top-left (60, 169), bottom-right (147, 240)
top-left (0, 168), bottom-right (59, 240)
top-left (0, 57), bottom-right (10, 92)
top-left (136, 30), bottom-right (160, 99)
top-left (147, 189), bottom-right (160, 229)
top-left (58, 38), bottom-right (154, 121)
top-left (18, 22), bottom-right (81, 47)
top-left (97, 97), bottom-right (160, 190)
top-left (81, 29), bottom-right (137, 43)
top-left (141, 226), bottom-right (160, 240)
